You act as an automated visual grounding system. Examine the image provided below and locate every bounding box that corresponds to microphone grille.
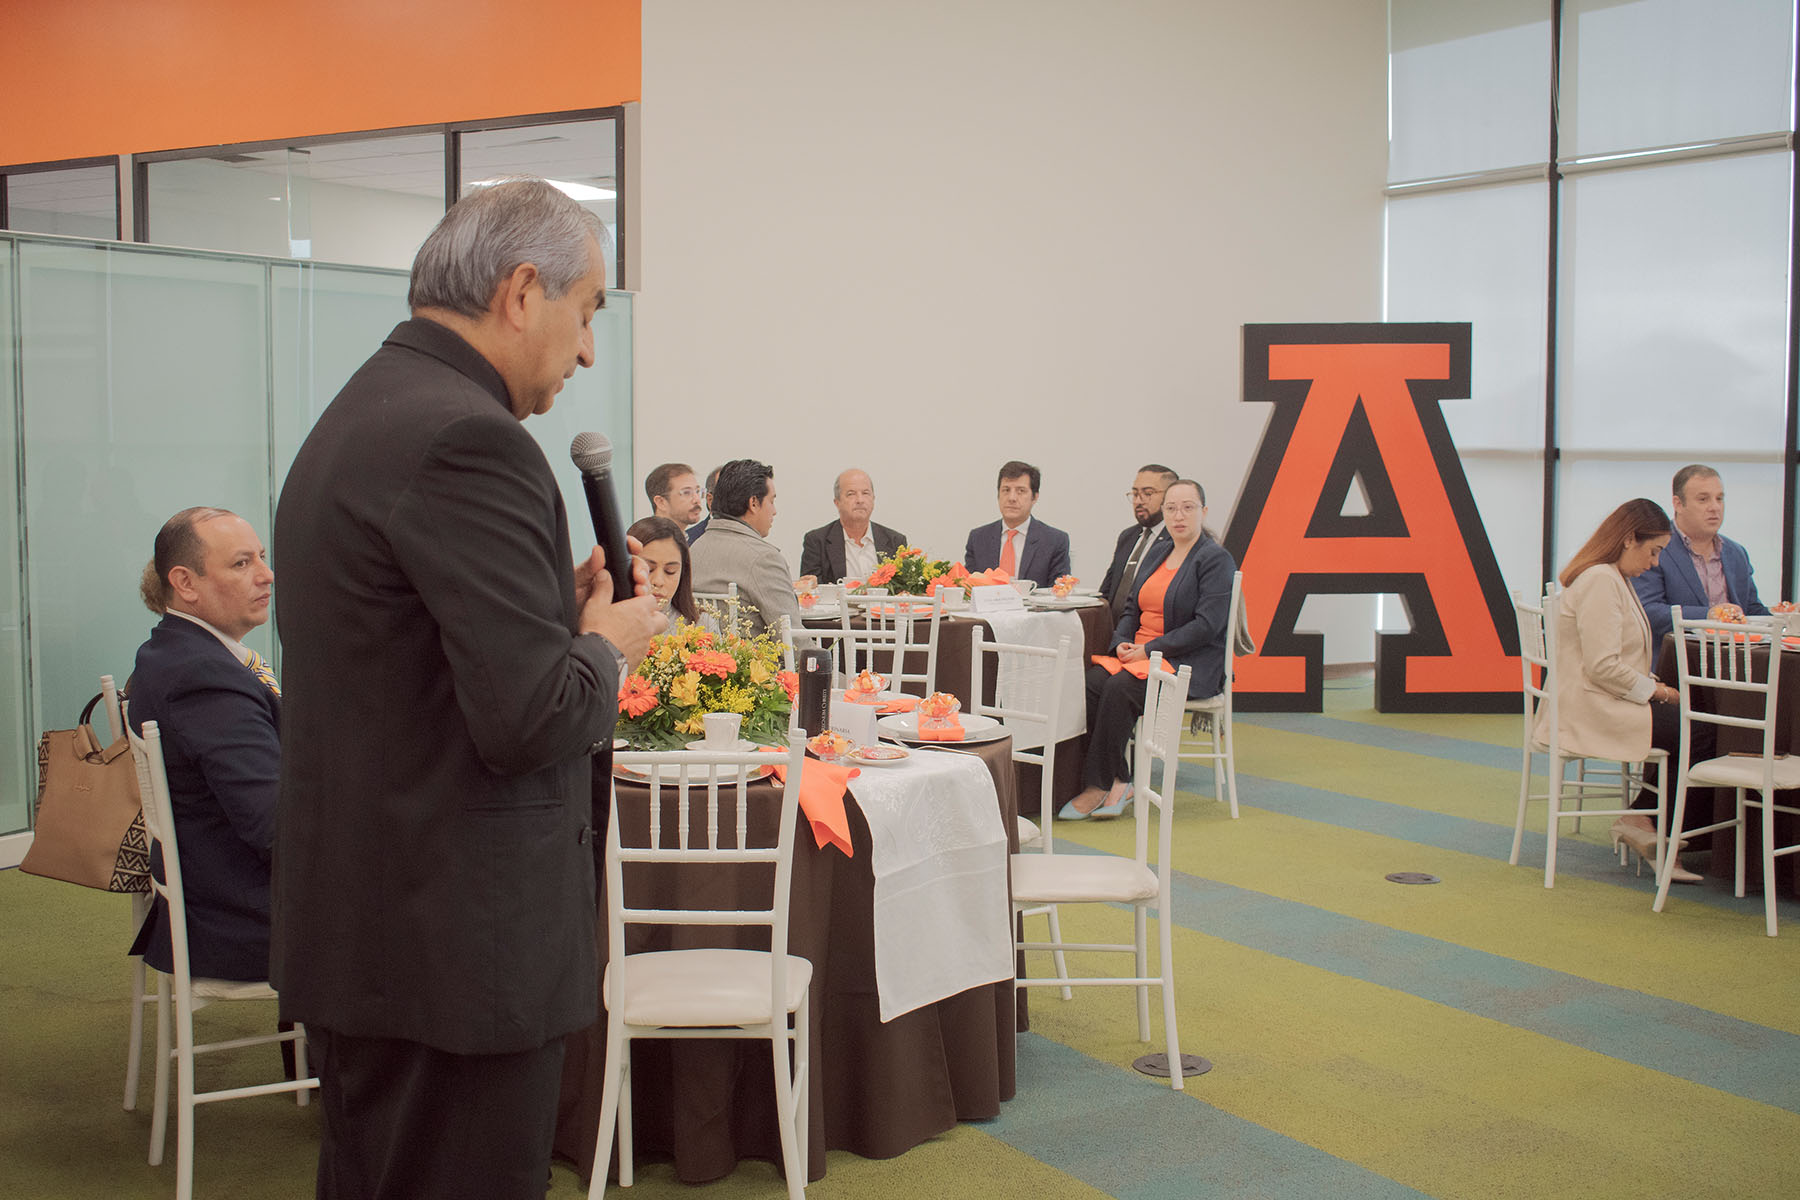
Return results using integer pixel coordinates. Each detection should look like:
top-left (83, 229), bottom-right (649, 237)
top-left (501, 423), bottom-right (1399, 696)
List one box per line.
top-left (569, 432), bottom-right (613, 473)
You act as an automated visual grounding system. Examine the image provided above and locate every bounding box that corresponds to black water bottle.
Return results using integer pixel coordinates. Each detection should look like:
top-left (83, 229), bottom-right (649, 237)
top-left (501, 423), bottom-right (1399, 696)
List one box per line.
top-left (796, 648), bottom-right (833, 738)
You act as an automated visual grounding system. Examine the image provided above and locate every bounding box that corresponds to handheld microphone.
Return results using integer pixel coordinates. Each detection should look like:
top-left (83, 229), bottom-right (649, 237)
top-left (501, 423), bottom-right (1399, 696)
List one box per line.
top-left (569, 432), bottom-right (637, 603)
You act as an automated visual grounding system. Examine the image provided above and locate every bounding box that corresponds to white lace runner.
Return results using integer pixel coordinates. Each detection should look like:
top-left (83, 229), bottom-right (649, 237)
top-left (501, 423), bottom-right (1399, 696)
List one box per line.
top-left (847, 750), bottom-right (1012, 1021)
top-left (977, 609), bottom-right (1087, 750)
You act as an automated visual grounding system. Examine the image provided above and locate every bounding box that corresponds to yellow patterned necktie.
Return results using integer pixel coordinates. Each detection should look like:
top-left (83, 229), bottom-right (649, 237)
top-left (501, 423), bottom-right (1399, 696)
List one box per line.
top-left (246, 649), bottom-right (281, 697)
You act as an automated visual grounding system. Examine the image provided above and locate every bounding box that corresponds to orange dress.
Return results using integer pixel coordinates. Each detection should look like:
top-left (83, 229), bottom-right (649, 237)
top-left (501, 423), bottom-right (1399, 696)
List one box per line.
top-left (1132, 562), bottom-right (1175, 645)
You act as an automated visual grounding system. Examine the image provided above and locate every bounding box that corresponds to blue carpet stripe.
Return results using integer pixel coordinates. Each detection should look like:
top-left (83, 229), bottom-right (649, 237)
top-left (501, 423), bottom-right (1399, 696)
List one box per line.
top-left (1144, 865), bottom-right (1800, 1114)
top-left (1237, 711), bottom-right (1519, 771)
top-left (984, 1034), bottom-right (1432, 1200)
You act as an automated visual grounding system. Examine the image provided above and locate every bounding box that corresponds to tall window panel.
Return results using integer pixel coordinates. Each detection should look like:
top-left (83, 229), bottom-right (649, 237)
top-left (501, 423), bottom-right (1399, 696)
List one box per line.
top-left (1555, 151), bottom-right (1790, 572)
top-left (17, 242), bottom-right (274, 742)
top-left (1389, 0), bottom-right (1552, 181)
top-left (1387, 182), bottom-right (1550, 593)
top-left (0, 244), bottom-right (29, 834)
top-left (1561, 0), bottom-right (1795, 157)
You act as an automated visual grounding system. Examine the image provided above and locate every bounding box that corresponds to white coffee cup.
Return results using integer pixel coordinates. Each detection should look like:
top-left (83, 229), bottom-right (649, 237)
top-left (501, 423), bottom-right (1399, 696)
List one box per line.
top-left (702, 712), bottom-right (743, 749)
top-left (1011, 579), bottom-right (1035, 597)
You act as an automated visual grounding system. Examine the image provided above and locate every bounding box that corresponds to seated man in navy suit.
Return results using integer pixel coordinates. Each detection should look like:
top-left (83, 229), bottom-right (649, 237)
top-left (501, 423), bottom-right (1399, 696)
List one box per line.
top-left (964, 460), bottom-right (1072, 588)
top-left (1632, 463), bottom-right (1770, 645)
top-left (127, 506), bottom-right (280, 983)
top-left (1098, 464), bottom-right (1177, 611)
top-left (799, 468), bottom-right (907, 583)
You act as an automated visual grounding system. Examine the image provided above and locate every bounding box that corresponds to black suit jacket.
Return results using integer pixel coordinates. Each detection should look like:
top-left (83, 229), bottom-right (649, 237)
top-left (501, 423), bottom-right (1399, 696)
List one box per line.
top-left (798, 520), bottom-right (906, 582)
top-left (1113, 536), bottom-right (1236, 699)
top-left (127, 614), bottom-right (280, 981)
top-left (685, 515), bottom-right (709, 544)
top-left (272, 318), bottom-right (619, 1056)
top-left (963, 519), bottom-right (1072, 587)
top-left (1097, 523), bottom-right (1172, 604)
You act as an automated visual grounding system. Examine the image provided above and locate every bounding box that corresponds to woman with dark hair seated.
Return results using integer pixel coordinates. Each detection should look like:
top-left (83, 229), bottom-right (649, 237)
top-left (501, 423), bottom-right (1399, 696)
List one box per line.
top-left (627, 516), bottom-right (699, 625)
top-left (1540, 497), bottom-right (1709, 883)
top-left (1062, 479), bottom-right (1235, 820)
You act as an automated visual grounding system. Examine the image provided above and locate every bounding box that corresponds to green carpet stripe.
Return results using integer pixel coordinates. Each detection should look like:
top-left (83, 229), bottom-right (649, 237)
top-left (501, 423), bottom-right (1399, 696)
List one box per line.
top-left (1232, 775), bottom-right (1800, 918)
top-left (984, 1034), bottom-right (1432, 1200)
top-left (1238, 711), bottom-right (1519, 770)
top-left (1135, 862), bottom-right (1800, 1113)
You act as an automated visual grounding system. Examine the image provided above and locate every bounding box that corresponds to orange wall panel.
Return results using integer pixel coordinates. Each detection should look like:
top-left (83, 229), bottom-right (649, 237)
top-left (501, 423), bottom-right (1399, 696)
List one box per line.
top-left (1, 0), bottom-right (640, 165)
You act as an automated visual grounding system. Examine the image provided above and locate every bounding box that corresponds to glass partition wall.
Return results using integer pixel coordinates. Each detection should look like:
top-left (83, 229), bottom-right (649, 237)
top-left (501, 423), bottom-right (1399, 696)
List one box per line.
top-left (0, 231), bottom-right (633, 843)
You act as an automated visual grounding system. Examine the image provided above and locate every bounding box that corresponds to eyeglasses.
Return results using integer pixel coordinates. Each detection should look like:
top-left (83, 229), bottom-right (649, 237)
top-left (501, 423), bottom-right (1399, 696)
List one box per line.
top-left (667, 487), bottom-right (703, 500)
top-left (1127, 488), bottom-right (1165, 500)
top-left (1162, 503), bottom-right (1202, 517)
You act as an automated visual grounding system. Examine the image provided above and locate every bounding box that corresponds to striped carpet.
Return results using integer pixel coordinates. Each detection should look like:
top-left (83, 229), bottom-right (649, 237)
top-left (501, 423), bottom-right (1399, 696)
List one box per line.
top-left (4, 678), bottom-right (1796, 1198)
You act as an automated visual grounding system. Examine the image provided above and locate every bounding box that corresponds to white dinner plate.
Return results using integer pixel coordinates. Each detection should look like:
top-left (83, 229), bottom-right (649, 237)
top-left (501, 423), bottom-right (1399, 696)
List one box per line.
top-left (614, 758), bottom-right (773, 784)
top-left (682, 739), bottom-right (762, 753)
top-left (875, 712), bottom-right (1008, 746)
top-left (846, 744), bottom-right (911, 767)
top-left (1025, 594), bottom-right (1106, 610)
top-left (798, 603), bottom-right (844, 622)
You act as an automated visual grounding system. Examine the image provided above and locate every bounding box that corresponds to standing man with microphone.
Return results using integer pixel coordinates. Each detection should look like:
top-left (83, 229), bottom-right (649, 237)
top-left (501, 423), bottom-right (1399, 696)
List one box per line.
top-left (272, 178), bottom-right (664, 1200)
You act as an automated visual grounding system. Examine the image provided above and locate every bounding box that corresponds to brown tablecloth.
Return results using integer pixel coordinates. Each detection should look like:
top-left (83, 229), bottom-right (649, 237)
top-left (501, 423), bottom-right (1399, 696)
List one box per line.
top-left (1654, 634), bottom-right (1800, 897)
top-left (555, 736), bottom-right (1019, 1185)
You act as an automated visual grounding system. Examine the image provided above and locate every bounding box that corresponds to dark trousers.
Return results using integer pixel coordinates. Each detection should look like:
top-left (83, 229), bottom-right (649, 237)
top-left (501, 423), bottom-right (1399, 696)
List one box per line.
top-left (1085, 665), bottom-right (1148, 789)
top-left (311, 1026), bottom-right (566, 1200)
top-left (1634, 699), bottom-right (1718, 835)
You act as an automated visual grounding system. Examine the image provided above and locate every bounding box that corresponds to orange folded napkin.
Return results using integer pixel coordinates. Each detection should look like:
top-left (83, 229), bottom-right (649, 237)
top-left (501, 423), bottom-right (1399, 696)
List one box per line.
top-left (1090, 653), bottom-right (1177, 680)
top-left (758, 749), bottom-right (858, 858)
top-left (844, 692), bottom-right (921, 714)
top-left (1785, 636), bottom-right (1800, 650)
top-left (844, 688), bottom-right (882, 704)
top-left (917, 718), bottom-right (966, 741)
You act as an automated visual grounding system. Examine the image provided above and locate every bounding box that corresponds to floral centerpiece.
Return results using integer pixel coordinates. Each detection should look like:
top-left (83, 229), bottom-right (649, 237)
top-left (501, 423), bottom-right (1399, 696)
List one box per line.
top-left (616, 620), bottom-right (798, 750)
top-left (847, 545), bottom-right (1013, 597)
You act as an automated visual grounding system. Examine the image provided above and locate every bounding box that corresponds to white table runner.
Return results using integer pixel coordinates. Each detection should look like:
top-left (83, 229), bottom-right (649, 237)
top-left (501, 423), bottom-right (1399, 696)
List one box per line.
top-left (847, 750), bottom-right (1012, 1022)
top-left (976, 609), bottom-right (1088, 751)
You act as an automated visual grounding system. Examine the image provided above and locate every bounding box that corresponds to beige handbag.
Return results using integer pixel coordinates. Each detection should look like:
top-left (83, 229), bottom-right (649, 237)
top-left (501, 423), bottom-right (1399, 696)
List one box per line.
top-left (19, 692), bottom-right (150, 892)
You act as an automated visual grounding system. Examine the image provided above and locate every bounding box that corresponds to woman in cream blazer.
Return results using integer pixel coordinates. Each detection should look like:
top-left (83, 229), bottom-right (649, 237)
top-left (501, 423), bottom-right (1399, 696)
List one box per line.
top-left (1535, 498), bottom-right (1704, 882)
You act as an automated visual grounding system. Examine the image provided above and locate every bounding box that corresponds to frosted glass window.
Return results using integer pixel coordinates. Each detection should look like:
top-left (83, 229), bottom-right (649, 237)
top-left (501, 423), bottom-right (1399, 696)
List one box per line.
top-left (271, 264), bottom-right (411, 504)
top-left (461, 119), bottom-right (619, 286)
top-left (18, 242), bottom-right (272, 741)
top-left (1386, 182), bottom-right (1549, 450)
top-left (1557, 153), bottom-right (1790, 454)
top-left (1556, 458), bottom-right (1786, 592)
top-left (1561, 0), bottom-right (1795, 157)
top-left (1389, 0), bottom-right (1552, 180)
top-left (145, 135), bottom-right (445, 269)
top-left (5, 165), bottom-right (118, 239)
top-left (0, 244), bottom-right (28, 836)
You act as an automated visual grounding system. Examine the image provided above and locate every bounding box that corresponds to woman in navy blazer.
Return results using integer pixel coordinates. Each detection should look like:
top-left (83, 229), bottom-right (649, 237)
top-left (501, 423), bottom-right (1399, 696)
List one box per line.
top-left (1062, 480), bottom-right (1235, 819)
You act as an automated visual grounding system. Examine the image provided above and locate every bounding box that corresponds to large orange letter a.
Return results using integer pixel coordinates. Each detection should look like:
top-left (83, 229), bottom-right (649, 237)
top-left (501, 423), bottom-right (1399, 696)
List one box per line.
top-left (1223, 324), bottom-right (1520, 713)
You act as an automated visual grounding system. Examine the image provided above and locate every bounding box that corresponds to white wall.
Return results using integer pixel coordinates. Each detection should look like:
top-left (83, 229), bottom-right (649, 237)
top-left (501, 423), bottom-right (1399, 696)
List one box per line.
top-left (636, 0), bottom-right (1388, 661)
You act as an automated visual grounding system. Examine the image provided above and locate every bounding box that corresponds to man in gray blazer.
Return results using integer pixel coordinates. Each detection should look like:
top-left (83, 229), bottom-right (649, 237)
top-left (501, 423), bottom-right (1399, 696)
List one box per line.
top-left (690, 458), bottom-right (801, 636)
top-left (273, 179), bottom-right (664, 1199)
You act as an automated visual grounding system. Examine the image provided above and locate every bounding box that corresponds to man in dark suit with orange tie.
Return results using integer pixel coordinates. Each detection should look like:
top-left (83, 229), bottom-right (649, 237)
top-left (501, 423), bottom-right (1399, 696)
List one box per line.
top-left (1098, 464), bottom-right (1177, 614)
top-left (963, 460), bottom-right (1072, 588)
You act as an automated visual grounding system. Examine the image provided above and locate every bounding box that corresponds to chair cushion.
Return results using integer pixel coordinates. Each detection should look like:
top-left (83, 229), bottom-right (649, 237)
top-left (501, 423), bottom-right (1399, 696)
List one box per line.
top-left (1686, 754), bottom-right (1800, 791)
top-left (191, 978), bottom-right (278, 1001)
top-left (1010, 853), bottom-right (1158, 905)
top-left (604, 948), bottom-right (812, 1027)
top-left (1016, 815), bottom-right (1042, 847)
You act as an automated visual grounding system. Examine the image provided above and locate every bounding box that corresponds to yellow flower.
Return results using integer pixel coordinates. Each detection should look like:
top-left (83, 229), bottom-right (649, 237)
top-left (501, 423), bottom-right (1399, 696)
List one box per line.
top-left (748, 659), bottom-right (772, 686)
top-left (670, 671), bottom-right (702, 707)
top-left (676, 714), bottom-right (706, 735)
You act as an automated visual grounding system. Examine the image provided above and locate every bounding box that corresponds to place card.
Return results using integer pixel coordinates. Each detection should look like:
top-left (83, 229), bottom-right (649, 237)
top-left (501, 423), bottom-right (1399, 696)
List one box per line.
top-left (968, 583), bottom-right (1026, 614)
top-left (829, 692), bottom-right (879, 745)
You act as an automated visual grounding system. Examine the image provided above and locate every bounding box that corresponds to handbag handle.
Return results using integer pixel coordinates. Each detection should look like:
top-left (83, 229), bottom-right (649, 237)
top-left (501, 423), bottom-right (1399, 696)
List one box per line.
top-left (70, 691), bottom-right (124, 762)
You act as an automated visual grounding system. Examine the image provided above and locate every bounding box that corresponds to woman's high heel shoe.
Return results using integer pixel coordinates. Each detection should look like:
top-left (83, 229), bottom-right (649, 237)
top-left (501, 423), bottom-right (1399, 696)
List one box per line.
top-left (1610, 819), bottom-right (1700, 884)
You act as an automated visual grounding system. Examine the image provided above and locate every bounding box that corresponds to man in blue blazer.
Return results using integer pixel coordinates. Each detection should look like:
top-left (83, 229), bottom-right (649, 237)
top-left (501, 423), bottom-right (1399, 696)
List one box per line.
top-left (1098, 464), bottom-right (1177, 610)
top-left (127, 506), bottom-right (279, 983)
top-left (964, 460), bottom-right (1072, 588)
top-left (1632, 464), bottom-right (1770, 645)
